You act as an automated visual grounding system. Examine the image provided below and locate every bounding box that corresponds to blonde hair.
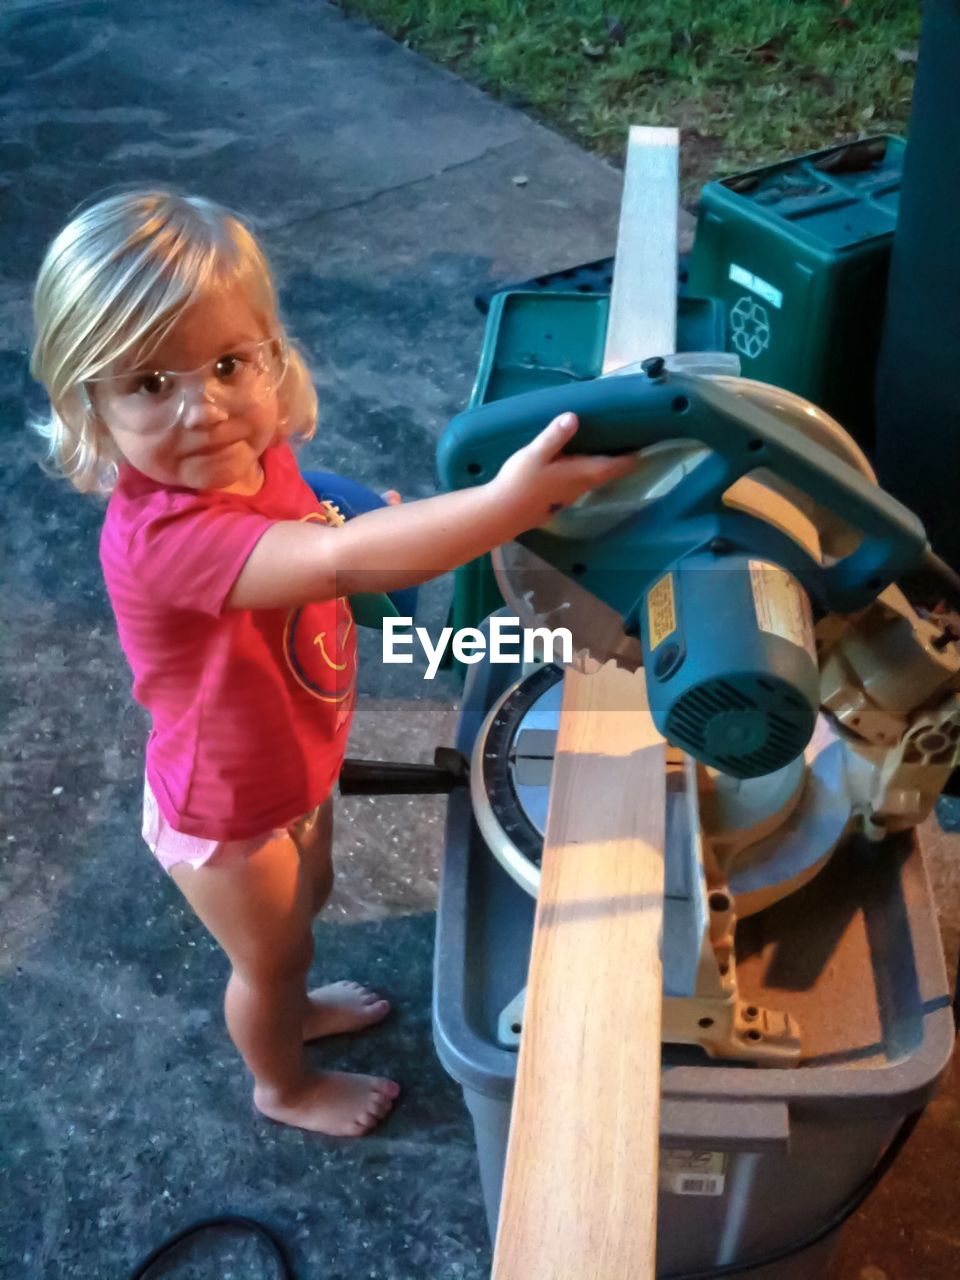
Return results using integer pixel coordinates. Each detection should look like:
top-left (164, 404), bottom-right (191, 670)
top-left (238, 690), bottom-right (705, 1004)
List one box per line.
top-left (30, 189), bottom-right (317, 494)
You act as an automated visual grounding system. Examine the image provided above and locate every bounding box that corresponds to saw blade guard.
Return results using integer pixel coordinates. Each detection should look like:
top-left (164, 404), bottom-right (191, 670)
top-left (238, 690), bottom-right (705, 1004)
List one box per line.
top-left (490, 374), bottom-right (880, 670)
top-left (437, 367), bottom-right (927, 616)
top-left (540, 372), bottom-right (878, 553)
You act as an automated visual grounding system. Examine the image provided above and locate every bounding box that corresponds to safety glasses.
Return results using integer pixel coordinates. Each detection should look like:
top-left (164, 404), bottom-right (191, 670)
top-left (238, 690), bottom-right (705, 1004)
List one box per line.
top-left (86, 338), bottom-right (287, 434)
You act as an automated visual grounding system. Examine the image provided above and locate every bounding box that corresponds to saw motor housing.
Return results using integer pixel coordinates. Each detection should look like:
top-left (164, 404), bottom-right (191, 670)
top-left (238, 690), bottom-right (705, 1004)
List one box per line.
top-left (640, 551), bottom-right (820, 778)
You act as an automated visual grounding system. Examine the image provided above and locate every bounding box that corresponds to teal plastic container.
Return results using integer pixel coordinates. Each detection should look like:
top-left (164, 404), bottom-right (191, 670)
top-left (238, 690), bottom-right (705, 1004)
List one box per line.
top-left (447, 290), bottom-right (726, 650)
top-left (688, 135), bottom-right (905, 446)
top-left (470, 290), bottom-right (725, 406)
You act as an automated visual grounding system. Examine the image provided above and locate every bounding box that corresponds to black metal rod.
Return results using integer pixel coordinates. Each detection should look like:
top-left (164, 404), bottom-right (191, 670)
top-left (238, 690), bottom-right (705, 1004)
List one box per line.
top-left (338, 749), bottom-right (468, 796)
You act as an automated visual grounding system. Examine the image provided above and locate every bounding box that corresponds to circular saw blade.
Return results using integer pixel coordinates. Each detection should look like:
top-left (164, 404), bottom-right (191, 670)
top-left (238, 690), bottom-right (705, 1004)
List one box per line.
top-left (492, 541), bottom-right (644, 673)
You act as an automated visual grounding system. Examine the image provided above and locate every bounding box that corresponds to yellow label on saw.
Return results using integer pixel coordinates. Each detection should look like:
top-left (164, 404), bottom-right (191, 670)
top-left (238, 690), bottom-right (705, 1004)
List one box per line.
top-left (647, 573), bottom-right (677, 650)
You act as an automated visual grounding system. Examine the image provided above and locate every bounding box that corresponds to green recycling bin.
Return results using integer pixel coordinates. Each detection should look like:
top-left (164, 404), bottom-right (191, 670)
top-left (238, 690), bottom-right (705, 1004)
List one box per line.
top-left (688, 134), bottom-right (905, 448)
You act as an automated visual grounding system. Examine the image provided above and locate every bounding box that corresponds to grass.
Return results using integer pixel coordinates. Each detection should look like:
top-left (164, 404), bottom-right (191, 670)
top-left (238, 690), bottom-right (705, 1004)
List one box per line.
top-left (333, 0), bottom-right (920, 190)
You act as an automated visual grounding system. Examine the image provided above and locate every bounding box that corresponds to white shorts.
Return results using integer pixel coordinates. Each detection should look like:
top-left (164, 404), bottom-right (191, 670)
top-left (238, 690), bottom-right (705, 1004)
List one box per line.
top-left (141, 775), bottom-right (322, 874)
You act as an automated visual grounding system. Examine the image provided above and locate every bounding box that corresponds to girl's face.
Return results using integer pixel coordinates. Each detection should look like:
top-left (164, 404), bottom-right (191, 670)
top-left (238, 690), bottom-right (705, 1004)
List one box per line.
top-left (93, 284), bottom-right (281, 495)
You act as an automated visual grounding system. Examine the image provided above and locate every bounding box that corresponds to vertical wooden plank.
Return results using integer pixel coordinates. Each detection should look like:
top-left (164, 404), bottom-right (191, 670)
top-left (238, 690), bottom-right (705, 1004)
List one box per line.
top-left (602, 125), bottom-right (680, 372)
top-left (492, 666), bottom-right (666, 1280)
top-left (492, 125), bottom-right (678, 1279)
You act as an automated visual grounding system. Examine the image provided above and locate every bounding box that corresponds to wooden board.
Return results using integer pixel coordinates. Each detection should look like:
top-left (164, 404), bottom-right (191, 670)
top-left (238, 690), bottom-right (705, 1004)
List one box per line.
top-left (491, 666), bottom-right (666, 1279)
top-left (492, 125), bottom-right (678, 1280)
top-left (602, 125), bottom-right (679, 373)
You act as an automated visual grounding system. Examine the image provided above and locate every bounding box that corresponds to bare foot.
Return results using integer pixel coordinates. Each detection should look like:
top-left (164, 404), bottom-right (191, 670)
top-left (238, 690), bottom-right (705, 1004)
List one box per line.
top-left (255, 1071), bottom-right (400, 1137)
top-left (303, 981), bottom-right (391, 1042)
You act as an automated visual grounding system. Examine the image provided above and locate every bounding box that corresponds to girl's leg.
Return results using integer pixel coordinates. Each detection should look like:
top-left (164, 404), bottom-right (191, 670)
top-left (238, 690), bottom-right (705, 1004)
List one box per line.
top-left (299, 796), bottom-right (335, 915)
top-left (171, 830), bottom-right (399, 1136)
top-left (293, 797), bottom-right (391, 1040)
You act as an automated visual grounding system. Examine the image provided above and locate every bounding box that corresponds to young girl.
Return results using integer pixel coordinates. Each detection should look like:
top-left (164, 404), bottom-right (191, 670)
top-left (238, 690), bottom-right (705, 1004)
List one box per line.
top-left (30, 189), bottom-right (635, 1138)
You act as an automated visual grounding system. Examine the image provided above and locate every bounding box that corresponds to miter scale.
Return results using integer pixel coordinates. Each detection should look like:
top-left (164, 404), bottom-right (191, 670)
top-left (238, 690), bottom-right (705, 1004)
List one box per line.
top-left (435, 363), bottom-right (960, 1065)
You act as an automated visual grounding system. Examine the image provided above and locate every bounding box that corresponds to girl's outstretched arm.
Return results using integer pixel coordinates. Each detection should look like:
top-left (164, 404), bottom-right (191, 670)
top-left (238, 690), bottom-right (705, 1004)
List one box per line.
top-left (226, 413), bottom-right (636, 611)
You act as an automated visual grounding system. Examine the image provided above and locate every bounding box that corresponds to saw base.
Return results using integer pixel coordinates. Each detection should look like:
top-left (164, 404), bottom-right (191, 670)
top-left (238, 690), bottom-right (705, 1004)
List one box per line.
top-left (471, 659), bottom-right (860, 1063)
top-left (434, 630), bottom-right (954, 1266)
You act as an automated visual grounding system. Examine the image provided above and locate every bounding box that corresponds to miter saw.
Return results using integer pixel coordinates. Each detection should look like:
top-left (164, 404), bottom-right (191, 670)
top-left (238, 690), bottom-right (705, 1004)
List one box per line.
top-left (434, 361), bottom-right (960, 1066)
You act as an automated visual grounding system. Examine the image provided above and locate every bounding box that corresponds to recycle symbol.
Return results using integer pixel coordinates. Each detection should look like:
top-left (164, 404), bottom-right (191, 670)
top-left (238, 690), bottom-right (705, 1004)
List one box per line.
top-left (730, 295), bottom-right (771, 360)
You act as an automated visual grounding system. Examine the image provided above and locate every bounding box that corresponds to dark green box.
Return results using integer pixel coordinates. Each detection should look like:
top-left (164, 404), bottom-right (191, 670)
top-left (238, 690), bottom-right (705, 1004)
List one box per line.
top-left (688, 135), bottom-right (905, 447)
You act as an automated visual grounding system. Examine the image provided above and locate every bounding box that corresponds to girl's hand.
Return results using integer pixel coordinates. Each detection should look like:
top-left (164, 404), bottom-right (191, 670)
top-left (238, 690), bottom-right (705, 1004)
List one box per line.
top-left (491, 412), bottom-right (637, 533)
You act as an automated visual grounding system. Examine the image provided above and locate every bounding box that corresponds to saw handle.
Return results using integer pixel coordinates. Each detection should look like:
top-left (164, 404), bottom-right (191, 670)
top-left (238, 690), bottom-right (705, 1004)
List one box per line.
top-left (437, 370), bottom-right (928, 611)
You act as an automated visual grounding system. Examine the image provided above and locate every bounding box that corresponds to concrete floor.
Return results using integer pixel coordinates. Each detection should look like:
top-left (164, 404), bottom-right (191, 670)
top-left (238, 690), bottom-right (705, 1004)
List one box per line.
top-left (0, 3), bottom-right (957, 1278)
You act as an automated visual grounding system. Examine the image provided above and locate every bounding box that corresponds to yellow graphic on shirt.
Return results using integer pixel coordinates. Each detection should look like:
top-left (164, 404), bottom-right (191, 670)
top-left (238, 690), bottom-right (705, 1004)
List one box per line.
top-left (281, 506), bottom-right (357, 704)
top-left (313, 622), bottom-right (351, 671)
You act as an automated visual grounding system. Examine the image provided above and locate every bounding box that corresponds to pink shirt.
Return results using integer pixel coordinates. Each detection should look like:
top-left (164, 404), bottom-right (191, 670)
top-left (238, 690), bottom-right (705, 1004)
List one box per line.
top-left (100, 442), bottom-right (357, 841)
